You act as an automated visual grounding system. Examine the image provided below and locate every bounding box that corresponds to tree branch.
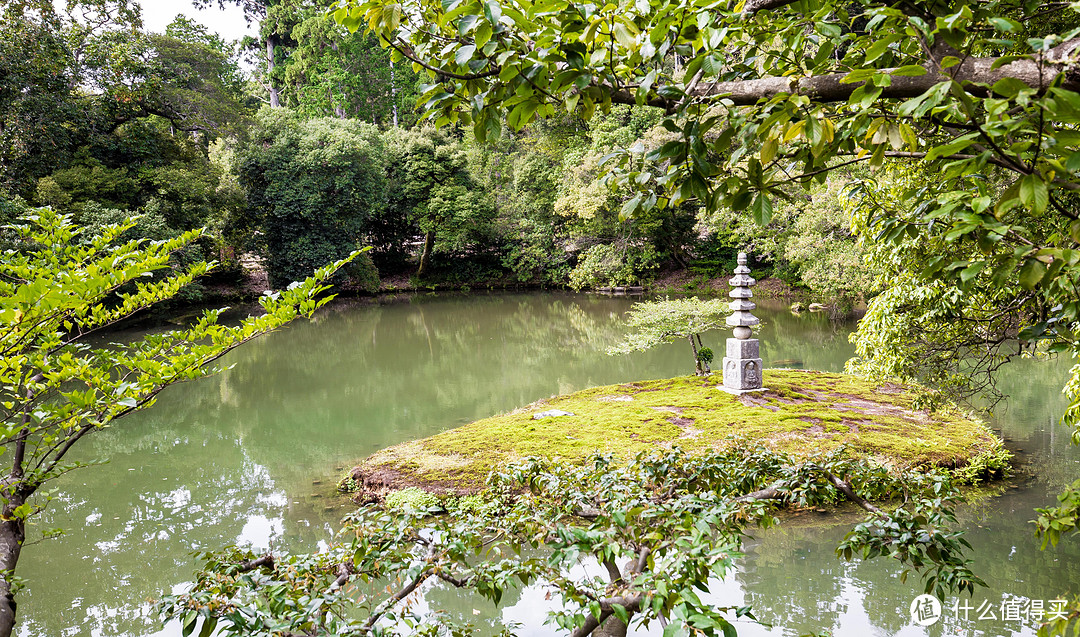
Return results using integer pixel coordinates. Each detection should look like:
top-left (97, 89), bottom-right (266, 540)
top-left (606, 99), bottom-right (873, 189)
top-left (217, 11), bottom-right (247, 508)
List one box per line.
top-left (570, 593), bottom-right (644, 637)
top-left (608, 38), bottom-right (1080, 109)
top-left (236, 554), bottom-right (275, 572)
top-left (384, 36), bottom-right (499, 81)
top-left (823, 470), bottom-right (882, 514)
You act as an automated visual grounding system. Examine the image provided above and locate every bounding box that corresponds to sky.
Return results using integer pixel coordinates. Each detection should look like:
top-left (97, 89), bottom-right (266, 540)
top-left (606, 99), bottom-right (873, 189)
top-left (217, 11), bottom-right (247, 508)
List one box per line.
top-left (136, 0), bottom-right (256, 42)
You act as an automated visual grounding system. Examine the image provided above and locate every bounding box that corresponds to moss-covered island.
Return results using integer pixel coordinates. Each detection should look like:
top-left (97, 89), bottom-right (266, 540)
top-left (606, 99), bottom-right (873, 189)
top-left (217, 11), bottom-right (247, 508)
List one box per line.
top-left (347, 369), bottom-right (1007, 496)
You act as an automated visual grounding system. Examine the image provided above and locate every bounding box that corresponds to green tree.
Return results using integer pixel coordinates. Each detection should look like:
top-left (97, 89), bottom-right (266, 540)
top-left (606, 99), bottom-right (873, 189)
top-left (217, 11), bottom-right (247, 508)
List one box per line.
top-left (607, 297), bottom-right (729, 375)
top-left (233, 107), bottom-right (388, 287)
top-left (1, 3), bottom-right (252, 200)
top-left (284, 10), bottom-right (420, 125)
top-left (0, 206), bottom-right (358, 637)
top-left (384, 126), bottom-right (495, 277)
top-left (705, 166), bottom-right (879, 309)
top-left (192, 0), bottom-right (306, 108)
top-left (0, 8), bottom-right (78, 197)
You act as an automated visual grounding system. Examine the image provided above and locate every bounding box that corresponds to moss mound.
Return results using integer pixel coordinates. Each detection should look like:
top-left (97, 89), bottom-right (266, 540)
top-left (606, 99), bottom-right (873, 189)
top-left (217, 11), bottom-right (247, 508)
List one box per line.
top-left (348, 370), bottom-right (1005, 495)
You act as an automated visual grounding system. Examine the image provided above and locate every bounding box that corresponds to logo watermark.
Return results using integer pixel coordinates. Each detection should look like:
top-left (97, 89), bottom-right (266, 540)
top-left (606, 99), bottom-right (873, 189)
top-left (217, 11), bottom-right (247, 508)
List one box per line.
top-left (910, 594), bottom-right (943, 626)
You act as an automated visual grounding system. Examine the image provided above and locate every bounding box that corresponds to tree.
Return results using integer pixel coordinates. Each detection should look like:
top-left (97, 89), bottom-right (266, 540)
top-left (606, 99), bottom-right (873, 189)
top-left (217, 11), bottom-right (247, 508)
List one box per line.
top-left (164, 445), bottom-right (993, 637)
top-left (333, 0), bottom-right (1080, 601)
top-left (192, 0), bottom-right (305, 108)
top-left (607, 297), bottom-right (729, 375)
top-left (384, 126), bottom-right (495, 277)
top-left (0, 205), bottom-right (359, 637)
top-left (0, 8), bottom-right (78, 197)
top-left (232, 108), bottom-right (388, 288)
top-left (1, 2), bottom-right (252, 200)
top-left (284, 10), bottom-right (420, 125)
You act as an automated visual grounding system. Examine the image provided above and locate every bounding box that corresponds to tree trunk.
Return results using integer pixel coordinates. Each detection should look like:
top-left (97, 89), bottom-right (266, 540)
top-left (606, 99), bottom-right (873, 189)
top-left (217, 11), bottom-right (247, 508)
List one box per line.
top-left (0, 498), bottom-right (26, 637)
top-left (266, 36), bottom-right (281, 108)
top-left (688, 334), bottom-right (702, 375)
top-left (390, 58), bottom-right (399, 127)
top-left (417, 230), bottom-right (435, 277)
top-left (696, 333), bottom-right (711, 374)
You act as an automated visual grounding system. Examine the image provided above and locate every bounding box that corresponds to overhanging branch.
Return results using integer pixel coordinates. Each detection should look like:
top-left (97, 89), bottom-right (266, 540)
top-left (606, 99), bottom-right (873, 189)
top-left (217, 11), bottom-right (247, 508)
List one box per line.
top-left (607, 38), bottom-right (1080, 109)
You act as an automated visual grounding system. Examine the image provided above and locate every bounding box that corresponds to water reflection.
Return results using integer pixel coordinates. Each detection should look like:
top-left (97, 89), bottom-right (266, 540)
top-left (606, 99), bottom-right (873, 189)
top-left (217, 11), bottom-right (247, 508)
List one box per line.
top-left (15, 292), bottom-right (1079, 637)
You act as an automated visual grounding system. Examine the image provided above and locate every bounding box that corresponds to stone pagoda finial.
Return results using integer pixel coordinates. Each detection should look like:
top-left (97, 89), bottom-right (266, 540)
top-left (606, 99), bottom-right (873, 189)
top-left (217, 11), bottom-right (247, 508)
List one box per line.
top-left (727, 253), bottom-right (759, 340)
top-left (721, 252), bottom-right (765, 393)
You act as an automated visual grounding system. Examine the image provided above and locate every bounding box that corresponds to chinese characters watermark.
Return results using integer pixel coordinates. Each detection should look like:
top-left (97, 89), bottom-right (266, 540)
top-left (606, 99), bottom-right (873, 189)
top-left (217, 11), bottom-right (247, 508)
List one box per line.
top-left (906, 594), bottom-right (1071, 627)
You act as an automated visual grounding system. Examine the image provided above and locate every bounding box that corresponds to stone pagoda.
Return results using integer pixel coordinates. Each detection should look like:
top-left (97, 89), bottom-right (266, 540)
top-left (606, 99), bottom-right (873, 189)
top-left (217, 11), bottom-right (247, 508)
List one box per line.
top-left (721, 253), bottom-right (765, 394)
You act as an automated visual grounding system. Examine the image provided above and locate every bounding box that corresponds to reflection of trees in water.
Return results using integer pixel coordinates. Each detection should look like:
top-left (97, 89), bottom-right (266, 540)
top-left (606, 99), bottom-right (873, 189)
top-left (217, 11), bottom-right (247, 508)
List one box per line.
top-left (756, 305), bottom-right (858, 373)
top-left (22, 440), bottom-right (339, 637)
top-left (736, 478), bottom-right (1080, 636)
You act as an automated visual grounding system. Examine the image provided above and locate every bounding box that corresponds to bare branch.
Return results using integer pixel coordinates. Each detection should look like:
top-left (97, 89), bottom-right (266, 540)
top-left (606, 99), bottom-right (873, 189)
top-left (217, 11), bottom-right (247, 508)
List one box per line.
top-left (608, 38), bottom-right (1080, 110)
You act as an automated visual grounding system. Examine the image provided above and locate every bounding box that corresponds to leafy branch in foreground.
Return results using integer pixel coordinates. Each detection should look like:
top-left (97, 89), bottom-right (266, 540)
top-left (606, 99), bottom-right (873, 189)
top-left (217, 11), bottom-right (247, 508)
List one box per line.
top-left (163, 445), bottom-right (992, 636)
top-left (0, 207), bottom-right (361, 637)
top-left (606, 297), bottom-right (729, 375)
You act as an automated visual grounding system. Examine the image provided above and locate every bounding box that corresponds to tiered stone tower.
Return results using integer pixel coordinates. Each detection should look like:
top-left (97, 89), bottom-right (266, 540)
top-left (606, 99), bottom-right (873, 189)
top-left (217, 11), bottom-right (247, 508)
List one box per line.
top-left (722, 253), bottom-right (764, 393)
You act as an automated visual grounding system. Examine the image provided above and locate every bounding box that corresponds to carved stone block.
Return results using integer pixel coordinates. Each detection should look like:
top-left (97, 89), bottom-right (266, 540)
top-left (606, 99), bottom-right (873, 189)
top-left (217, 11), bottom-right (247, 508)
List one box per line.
top-left (723, 354), bottom-right (763, 391)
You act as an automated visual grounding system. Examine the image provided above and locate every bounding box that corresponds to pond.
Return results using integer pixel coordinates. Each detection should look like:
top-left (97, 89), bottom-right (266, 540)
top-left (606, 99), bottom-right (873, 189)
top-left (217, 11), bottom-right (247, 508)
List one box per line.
top-left (16, 291), bottom-right (1080, 637)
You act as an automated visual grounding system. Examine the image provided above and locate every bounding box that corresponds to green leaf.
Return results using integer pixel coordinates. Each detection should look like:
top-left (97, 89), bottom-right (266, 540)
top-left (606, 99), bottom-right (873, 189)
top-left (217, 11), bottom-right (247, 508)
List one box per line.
top-left (613, 22), bottom-right (636, 49)
top-left (475, 22), bottom-right (492, 48)
top-left (891, 65), bottom-right (927, 76)
top-left (751, 193), bottom-right (773, 225)
top-left (730, 189), bottom-right (753, 212)
top-left (1019, 173), bottom-right (1049, 214)
top-left (612, 603), bottom-right (629, 625)
top-left (988, 16), bottom-right (1021, 32)
top-left (455, 45), bottom-right (476, 66)
top-left (1019, 258), bottom-right (1047, 289)
top-left (760, 138), bottom-right (778, 164)
top-left (925, 136), bottom-right (976, 161)
top-left (198, 616), bottom-right (218, 637)
top-left (959, 261), bottom-right (984, 283)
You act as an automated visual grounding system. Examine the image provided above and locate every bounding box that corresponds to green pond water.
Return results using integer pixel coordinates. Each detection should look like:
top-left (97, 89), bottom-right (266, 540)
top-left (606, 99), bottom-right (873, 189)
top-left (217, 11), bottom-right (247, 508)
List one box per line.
top-left (16, 291), bottom-right (1079, 637)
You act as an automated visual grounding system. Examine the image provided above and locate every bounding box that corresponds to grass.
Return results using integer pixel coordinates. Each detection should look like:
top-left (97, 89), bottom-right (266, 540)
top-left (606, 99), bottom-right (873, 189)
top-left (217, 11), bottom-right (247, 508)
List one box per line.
top-left (347, 369), bottom-right (1006, 494)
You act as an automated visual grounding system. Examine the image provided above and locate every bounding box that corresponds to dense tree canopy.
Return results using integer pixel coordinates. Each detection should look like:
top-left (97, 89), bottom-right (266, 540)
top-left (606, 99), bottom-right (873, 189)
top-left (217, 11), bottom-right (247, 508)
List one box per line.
top-left (233, 108), bottom-right (388, 287)
top-left (385, 126), bottom-right (496, 276)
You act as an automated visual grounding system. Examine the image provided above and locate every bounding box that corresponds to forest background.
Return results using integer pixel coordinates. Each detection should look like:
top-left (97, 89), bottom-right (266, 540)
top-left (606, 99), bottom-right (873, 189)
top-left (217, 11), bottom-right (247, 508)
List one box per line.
top-left (0, 0), bottom-right (871, 310)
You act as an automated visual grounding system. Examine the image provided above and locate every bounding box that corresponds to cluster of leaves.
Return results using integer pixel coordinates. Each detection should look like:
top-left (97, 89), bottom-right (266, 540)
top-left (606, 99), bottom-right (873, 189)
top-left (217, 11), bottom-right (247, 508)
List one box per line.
top-left (163, 445), bottom-right (986, 636)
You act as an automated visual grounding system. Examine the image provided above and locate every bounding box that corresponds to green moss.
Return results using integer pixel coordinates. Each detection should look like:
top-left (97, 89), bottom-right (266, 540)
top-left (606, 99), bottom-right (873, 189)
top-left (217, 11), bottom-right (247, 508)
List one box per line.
top-left (383, 487), bottom-right (441, 511)
top-left (355, 370), bottom-right (1006, 492)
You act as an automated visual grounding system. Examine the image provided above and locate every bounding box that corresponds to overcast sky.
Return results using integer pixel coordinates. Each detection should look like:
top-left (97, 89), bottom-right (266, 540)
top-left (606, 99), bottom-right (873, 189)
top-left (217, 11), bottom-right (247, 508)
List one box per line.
top-left (137, 1), bottom-right (255, 42)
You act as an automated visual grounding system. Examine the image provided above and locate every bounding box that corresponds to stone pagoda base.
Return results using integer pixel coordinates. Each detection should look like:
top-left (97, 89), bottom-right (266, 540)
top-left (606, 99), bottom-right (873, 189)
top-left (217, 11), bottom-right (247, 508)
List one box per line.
top-left (721, 337), bottom-right (765, 394)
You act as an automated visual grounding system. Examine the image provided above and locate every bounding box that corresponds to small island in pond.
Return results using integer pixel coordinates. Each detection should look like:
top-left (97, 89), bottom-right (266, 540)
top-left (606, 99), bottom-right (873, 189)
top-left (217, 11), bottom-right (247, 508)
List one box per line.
top-left (346, 369), bottom-right (1008, 497)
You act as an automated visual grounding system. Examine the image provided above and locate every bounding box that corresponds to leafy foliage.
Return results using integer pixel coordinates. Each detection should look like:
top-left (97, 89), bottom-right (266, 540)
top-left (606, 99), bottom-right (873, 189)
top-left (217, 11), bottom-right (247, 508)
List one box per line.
top-left (384, 127), bottom-right (496, 277)
top-left (233, 108), bottom-right (387, 288)
top-left (164, 446), bottom-right (986, 636)
top-left (607, 297), bottom-right (729, 375)
top-left (285, 10), bottom-right (421, 125)
top-left (0, 207), bottom-right (359, 635)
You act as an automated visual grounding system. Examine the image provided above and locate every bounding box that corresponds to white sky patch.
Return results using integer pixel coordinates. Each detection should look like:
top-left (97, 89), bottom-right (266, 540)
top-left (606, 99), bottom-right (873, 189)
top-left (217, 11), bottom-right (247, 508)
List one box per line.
top-left (136, 1), bottom-right (255, 42)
